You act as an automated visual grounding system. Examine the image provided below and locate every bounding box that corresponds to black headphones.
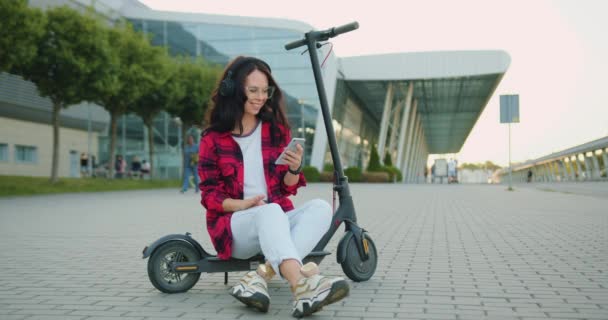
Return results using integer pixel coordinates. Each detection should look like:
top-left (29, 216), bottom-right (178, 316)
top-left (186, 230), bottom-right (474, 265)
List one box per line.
top-left (218, 57), bottom-right (272, 97)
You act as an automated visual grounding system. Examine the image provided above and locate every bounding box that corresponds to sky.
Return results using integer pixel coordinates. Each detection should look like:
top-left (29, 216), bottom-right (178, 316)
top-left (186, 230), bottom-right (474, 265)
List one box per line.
top-left (140, 0), bottom-right (608, 167)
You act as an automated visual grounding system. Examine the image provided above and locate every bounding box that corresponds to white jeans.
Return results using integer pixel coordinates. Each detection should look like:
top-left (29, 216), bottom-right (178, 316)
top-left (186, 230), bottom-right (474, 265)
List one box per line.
top-left (230, 199), bottom-right (332, 276)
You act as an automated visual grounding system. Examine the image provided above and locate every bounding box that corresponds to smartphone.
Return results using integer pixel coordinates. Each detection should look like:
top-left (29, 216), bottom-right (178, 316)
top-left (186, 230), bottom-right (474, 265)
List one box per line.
top-left (275, 138), bottom-right (305, 165)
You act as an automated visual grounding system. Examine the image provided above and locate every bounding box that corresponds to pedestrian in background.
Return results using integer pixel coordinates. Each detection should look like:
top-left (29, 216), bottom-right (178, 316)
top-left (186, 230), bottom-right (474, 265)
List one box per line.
top-left (181, 135), bottom-right (200, 193)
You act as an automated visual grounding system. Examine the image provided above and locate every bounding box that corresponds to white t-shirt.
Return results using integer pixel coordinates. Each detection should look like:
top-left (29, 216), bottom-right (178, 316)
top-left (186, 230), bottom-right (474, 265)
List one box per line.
top-left (232, 121), bottom-right (268, 201)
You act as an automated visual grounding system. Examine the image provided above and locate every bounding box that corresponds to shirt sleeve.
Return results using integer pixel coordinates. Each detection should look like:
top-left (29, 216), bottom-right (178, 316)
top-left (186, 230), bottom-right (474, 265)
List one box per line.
top-left (198, 134), bottom-right (230, 213)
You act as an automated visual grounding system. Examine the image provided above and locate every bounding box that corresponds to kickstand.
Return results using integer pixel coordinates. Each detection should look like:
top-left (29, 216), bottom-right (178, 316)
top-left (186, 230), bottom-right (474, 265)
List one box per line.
top-left (224, 272), bottom-right (228, 285)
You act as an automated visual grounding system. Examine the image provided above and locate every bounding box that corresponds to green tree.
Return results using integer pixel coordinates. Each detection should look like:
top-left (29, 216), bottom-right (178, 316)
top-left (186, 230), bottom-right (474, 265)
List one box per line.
top-left (366, 144), bottom-right (382, 172)
top-left (129, 49), bottom-right (173, 177)
top-left (460, 163), bottom-right (480, 170)
top-left (383, 150), bottom-right (393, 167)
top-left (484, 161), bottom-right (502, 171)
top-left (21, 6), bottom-right (115, 183)
top-left (96, 21), bottom-right (166, 178)
top-left (0, 0), bottom-right (46, 72)
top-left (167, 57), bottom-right (222, 167)
top-left (459, 161), bottom-right (502, 171)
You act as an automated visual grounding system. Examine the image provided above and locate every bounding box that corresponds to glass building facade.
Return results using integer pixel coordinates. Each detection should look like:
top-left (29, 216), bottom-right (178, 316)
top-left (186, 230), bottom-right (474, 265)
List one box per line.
top-left (3, 0), bottom-right (385, 178)
top-left (122, 17), bottom-right (322, 169)
top-left (97, 112), bottom-right (186, 179)
top-left (330, 80), bottom-right (379, 169)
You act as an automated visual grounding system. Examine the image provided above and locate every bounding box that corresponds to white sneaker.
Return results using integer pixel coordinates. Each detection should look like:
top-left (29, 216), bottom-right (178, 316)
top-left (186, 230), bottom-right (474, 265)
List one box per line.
top-left (257, 263), bottom-right (276, 281)
top-left (229, 270), bottom-right (270, 312)
top-left (291, 262), bottom-right (349, 318)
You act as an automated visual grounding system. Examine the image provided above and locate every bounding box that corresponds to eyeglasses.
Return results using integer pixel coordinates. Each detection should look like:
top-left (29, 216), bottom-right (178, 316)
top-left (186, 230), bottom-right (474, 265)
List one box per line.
top-left (246, 86), bottom-right (275, 98)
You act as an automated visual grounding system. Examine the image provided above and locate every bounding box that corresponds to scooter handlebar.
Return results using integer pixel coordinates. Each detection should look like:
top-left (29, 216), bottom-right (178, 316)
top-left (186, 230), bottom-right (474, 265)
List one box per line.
top-left (284, 21), bottom-right (359, 51)
top-left (329, 21), bottom-right (359, 37)
top-left (285, 38), bottom-right (307, 51)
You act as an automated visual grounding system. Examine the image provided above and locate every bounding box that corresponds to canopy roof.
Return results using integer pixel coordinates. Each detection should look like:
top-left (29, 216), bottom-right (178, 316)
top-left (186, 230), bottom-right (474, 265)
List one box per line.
top-left (340, 51), bottom-right (510, 153)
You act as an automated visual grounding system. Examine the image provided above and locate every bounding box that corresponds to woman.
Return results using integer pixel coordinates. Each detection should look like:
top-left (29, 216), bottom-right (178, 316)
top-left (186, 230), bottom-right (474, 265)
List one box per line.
top-left (198, 56), bottom-right (349, 317)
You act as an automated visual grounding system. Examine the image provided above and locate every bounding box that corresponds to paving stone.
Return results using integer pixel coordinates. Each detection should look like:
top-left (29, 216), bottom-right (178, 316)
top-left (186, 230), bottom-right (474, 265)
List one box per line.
top-left (84, 317), bottom-right (145, 320)
top-left (0, 316), bottom-right (29, 320)
top-left (17, 316), bottom-right (86, 320)
top-left (1, 184), bottom-right (606, 319)
top-left (11, 309), bottom-right (72, 316)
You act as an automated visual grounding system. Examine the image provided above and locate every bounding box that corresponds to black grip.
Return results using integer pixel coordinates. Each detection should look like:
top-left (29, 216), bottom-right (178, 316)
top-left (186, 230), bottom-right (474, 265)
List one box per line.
top-left (330, 22), bottom-right (359, 37)
top-left (285, 38), bottom-right (307, 50)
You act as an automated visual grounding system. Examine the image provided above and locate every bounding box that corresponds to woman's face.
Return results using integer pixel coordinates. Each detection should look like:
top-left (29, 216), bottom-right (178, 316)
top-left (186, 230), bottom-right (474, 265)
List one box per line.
top-left (243, 69), bottom-right (270, 118)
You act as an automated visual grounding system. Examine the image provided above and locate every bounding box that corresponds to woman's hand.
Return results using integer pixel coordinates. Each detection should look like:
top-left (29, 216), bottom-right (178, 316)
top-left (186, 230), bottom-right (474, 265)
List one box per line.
top-left (243, 195), bottom-right (266, 209)
top-left (283, 143), bottom-right (304, 172)
top-left (222, 195), bottom-right (266, 212)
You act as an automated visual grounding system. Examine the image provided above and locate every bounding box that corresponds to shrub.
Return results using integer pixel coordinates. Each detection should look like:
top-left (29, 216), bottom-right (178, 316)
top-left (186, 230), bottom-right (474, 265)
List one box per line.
top-left (302, 166), bottom-right (320, 182)
top-left (319, 172), bottom-right (334, 182)
top-left (383, 151), bottom-right (393, 167)
top-left (362, 171), bottom-right (390, 183)
top-left (344, 167), bottom-right (363, 182)
top-left (367, 145), bottom-right (382, 172)
top-left (323, 162), bottom-right (334, 172)
top-left (382, 166), bottom-right (403, 182)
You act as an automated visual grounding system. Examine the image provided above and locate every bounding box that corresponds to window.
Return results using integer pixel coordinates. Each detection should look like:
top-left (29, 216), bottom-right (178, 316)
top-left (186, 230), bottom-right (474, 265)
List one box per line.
top-left (15, 145), bottom-right (37, 164)
top-left (0, 143), bottom-right (7, 161)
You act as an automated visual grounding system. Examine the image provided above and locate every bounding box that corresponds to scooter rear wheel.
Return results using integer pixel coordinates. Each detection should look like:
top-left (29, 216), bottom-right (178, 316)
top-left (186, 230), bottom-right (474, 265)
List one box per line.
top-left (148, 241), bottom-right (201, 293)
top-left (341, 233), bottom-right (378, 282)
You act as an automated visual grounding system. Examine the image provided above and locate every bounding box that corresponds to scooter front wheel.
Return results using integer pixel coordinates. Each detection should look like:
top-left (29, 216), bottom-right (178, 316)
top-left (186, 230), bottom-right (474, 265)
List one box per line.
top-left (341, 233), bottom-right (378, 282)
top-left (147, 241), bottom-right (201, 293)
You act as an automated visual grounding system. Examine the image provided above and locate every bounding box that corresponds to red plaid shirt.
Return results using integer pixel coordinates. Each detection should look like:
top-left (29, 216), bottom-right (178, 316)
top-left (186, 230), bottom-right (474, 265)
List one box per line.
top-left (198, 121), bottom-right (307, 260)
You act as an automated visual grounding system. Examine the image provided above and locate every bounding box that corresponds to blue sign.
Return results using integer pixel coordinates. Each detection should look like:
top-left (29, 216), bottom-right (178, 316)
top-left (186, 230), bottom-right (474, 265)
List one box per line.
top-left (500, 95), bottom-right (520, 123)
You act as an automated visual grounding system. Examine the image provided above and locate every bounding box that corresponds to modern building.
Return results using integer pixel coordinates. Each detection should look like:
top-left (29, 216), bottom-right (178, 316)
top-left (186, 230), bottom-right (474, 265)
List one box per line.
top-left (0, 0), bottom-right (510, 182)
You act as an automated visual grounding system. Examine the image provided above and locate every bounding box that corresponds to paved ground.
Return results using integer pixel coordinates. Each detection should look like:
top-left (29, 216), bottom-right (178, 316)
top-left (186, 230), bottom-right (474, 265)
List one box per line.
top-left (516, 181), bottom-right (608, 199)
top-left (0, 183), bottom-right (607, 320)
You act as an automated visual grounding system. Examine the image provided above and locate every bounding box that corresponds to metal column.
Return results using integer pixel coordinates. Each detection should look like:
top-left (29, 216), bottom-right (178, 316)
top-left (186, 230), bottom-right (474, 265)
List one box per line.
top-left (576, 154), bottom-right (585, 180)
top-left (377, 82), bottom-right (394, 160)
top-left (405, 116), bottom-right (421, 183)
top-left (388, 100), bottom-right (403, 158)
top-left (584, 154), bottom-right (593, 180)
top-left (602, 150), bottom-right (608, 179)
top-left (556, 160), bottom-right (566, 182)
top-left (591, 152), bottom-right (601, 180)
top-left (400, 102), bottom-right (418, 182)
top-left (396, 83), bottom-right (414, 169)
top-left (410, 125), bottom-right (422, 183)
top-left (549, 163), bottom-right (555, 181)
top-left (414, 125), bottom-right (425, 183)
top-left (567, 157), bottom-right (576, 181)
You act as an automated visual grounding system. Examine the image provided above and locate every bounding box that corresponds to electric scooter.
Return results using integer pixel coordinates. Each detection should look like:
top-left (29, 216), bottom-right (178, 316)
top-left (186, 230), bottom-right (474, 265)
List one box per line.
top-left (142, 21), bottom-right (378, 294)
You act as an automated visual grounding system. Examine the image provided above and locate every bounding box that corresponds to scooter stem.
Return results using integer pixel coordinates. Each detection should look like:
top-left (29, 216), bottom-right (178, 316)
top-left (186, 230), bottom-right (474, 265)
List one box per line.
top-left (305, 34), bottom-right (347, 186)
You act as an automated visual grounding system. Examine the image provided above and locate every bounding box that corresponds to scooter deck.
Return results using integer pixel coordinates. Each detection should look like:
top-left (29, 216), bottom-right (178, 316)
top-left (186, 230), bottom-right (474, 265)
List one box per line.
top-left (171, 250), bottom-right (331, 274)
